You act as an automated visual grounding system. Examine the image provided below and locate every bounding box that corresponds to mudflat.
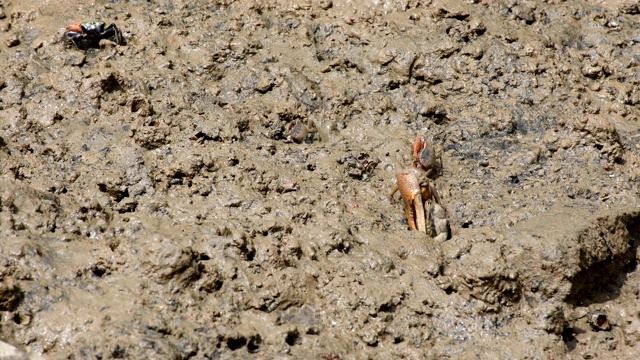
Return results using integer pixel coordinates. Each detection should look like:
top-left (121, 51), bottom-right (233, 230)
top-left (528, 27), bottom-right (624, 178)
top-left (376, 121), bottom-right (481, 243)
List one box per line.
top-left (1, 1), bottom-right (640, 358)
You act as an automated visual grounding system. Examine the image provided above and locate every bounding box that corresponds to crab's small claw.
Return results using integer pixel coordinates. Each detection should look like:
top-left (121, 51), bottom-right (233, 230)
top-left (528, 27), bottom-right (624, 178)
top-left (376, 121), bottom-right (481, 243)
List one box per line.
top-left (395, 168), bottom-right (426, 232)
top-left (430, 203), bottom-right (449, 242)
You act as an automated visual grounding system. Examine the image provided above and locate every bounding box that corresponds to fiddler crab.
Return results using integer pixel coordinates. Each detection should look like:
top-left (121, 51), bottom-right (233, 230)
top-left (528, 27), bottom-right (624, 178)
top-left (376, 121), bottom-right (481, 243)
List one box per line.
top-left (64, 21), bottom-right (123, 50)
top-left (285, 119), bottom-right (317, 144)
top-left (390, 136), bottom-right (450, 241)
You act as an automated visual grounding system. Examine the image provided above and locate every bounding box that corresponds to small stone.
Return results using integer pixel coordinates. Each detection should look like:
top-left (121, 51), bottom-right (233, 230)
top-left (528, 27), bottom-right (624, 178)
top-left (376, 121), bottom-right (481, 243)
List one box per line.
top-left (512, 5), bottom-right (535, 23)
top-left (377, 48), bottom-right (394, 65)
top-left (99, 38), bottom-right (118, 48)
top-left (582, 65), bottom-right (602, 79)
top-left (65, 53), bottom-right (86, 67)
top-left (5, 35), bottom-right (19, 47)
top-left (318, 0), bottom-right (332, 10)
top-left (535, 303), bottom-right (567, 334)
top-left (0, 341), bottom-right (28, 360)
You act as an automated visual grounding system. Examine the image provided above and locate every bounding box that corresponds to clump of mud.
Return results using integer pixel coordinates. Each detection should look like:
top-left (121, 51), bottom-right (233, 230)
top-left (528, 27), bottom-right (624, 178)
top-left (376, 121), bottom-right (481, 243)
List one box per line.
top-left (1, 0), bottom-right (640, 358)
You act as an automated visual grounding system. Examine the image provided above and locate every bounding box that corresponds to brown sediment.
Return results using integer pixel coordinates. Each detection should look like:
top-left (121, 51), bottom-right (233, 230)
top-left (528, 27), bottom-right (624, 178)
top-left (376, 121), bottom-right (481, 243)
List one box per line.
top-left (1, 0), bottom-right (640, 358)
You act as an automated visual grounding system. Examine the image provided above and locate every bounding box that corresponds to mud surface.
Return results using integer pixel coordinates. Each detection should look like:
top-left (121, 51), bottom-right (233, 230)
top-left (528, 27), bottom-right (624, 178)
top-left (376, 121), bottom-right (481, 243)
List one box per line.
top-left (1, 0), bottom-right (640, 358)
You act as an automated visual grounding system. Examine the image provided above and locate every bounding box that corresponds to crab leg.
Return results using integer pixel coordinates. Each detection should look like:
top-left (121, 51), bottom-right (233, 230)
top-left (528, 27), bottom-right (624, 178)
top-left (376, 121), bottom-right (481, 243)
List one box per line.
top-left (421, 181), bottom-right (441, 205)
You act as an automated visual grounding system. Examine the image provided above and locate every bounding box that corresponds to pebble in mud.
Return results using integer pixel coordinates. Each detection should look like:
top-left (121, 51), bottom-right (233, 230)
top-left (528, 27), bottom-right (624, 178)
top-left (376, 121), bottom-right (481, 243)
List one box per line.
top-left (5, 35), bottom-right (19, 47)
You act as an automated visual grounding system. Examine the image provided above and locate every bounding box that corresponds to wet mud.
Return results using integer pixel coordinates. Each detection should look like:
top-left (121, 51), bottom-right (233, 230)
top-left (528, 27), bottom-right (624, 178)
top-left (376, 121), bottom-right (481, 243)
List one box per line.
top-left (1, 0), bottom-right (640, 359)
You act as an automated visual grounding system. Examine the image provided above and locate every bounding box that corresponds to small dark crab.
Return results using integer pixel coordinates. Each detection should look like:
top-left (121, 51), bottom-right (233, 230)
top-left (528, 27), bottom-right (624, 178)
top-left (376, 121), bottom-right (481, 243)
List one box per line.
top-left (343, 153), bottom-right (379, 180)
top-left (64, 21), bottom-right (123, 50)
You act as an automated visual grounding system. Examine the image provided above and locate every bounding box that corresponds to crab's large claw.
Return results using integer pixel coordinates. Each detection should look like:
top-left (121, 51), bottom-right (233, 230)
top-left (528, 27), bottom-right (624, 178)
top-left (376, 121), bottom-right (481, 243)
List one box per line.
top-left (394, 168), bottom-right (426, 232)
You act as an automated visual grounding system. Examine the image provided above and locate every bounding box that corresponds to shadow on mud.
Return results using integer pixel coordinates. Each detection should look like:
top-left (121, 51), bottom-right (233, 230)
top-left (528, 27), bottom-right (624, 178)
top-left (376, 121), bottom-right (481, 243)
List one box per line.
top-left (565, 214), bottom-right (640, 306)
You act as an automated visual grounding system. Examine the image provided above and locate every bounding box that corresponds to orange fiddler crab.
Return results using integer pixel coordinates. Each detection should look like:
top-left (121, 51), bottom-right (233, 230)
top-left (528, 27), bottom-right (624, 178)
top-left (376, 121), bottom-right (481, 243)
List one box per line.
top-left (391, 136), bottom-right (449, 241)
